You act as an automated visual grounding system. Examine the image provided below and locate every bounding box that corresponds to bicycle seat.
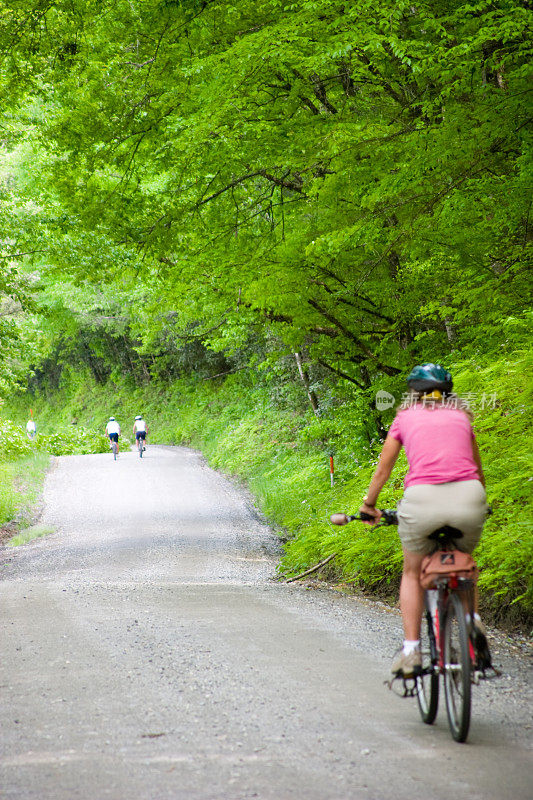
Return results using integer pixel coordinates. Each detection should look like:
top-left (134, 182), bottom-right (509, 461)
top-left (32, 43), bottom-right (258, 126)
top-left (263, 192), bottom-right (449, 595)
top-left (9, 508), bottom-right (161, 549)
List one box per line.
top-left (427, 525), bottom-right (464, 543)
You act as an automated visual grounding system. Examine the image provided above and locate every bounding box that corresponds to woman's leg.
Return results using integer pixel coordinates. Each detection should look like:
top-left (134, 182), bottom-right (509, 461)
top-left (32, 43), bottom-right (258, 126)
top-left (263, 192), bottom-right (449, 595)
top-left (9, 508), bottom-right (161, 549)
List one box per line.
top-left (400, 548), bottom-right (426, 640)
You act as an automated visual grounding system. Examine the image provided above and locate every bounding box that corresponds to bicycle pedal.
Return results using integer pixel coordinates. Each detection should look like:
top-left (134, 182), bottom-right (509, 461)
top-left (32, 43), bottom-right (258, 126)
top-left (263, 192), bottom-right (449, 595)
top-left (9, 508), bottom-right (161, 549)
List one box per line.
top-left (474, 665), bottom-right (502, 682)
top-left (384, 675), bottom-right (418, 698)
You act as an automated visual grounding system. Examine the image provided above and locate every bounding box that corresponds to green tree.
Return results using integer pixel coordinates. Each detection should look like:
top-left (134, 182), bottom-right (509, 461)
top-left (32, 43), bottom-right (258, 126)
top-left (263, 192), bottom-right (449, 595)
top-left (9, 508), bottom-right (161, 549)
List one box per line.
top-left (0, 0), bottom-right (531, 394)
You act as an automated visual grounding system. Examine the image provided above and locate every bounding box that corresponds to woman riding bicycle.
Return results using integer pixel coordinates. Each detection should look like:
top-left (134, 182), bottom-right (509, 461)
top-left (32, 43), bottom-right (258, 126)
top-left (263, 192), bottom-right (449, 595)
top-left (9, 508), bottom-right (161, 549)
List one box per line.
top-left (359, 363), bottom-right (489, 678)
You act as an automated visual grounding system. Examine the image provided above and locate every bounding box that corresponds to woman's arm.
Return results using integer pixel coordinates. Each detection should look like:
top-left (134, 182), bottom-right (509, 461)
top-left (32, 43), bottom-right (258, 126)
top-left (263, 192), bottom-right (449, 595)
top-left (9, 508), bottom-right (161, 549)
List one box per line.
top-left (359, 435), bottom-right (402, 521)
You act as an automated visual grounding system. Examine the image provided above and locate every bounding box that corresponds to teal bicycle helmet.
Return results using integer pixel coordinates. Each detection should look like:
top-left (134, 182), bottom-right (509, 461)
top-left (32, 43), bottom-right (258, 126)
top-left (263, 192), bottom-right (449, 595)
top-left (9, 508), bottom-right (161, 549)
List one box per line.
top-left (407, 363), bottom-right (453, 394)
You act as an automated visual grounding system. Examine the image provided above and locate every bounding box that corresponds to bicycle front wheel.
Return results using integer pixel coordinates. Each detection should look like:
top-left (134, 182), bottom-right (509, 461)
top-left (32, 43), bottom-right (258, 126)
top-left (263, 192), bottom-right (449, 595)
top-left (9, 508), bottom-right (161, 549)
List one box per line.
top-left (416, 607), bottom-right (439, 725)
top-left (443, 591), bottom-right (472, 742)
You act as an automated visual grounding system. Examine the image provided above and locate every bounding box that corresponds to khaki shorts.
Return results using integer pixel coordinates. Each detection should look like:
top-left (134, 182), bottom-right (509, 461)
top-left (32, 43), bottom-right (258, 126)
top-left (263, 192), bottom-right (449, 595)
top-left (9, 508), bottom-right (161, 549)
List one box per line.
top-left (397, 480), bottom-right (488, 555)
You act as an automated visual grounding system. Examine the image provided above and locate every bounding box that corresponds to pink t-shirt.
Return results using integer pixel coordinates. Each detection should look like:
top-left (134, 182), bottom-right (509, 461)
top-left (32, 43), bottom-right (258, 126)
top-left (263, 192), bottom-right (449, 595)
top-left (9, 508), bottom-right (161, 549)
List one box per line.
top-left (388, 405), bottom-right (480, 488)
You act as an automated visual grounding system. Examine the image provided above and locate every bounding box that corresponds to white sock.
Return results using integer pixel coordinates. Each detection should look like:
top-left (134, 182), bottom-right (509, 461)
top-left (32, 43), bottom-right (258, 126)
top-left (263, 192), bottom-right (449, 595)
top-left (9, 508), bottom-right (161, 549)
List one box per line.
top-left (403, 639), bottom-right (420, 655)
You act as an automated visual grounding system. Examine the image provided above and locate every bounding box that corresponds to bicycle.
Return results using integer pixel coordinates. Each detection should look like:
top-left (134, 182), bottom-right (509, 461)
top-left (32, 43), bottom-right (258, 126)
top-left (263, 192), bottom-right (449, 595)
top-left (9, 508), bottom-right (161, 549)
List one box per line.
top-left (111, 439), bottom-right (118, 460)
top-left (138, 436), bottom-right (146, 458)
top-left (330, 508), bottom-right (498, 743)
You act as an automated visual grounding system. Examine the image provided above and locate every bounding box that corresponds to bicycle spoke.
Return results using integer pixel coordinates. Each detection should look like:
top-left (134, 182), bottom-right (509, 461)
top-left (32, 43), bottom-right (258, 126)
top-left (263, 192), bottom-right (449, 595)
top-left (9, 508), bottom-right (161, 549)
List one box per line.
top-left (443, 592), bottom-right (471, 742)
top-left (416, 607), bottom-right (439, 724)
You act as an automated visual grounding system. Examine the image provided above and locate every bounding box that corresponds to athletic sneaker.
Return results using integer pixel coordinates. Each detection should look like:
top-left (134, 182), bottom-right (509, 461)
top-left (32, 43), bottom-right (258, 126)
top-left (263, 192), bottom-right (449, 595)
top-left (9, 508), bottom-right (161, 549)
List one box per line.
top-left (391, 649), bottom-right (422, 677)
top-left (471, 618), bottom-right (492, 670)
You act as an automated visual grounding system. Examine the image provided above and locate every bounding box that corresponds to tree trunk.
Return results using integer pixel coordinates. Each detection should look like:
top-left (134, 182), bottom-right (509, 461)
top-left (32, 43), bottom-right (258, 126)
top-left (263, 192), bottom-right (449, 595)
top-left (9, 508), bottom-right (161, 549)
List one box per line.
top-left (294, 352), bottom-right (320, 415)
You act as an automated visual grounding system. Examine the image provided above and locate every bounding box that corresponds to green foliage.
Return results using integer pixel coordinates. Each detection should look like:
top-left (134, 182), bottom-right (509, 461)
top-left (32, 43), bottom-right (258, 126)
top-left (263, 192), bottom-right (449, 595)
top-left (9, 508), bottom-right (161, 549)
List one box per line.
top-left (0, 414), bottom-right (110, 458)
top-left (0, 416), bottom-right (33, 461)
top-left (452, 342), bottom-right (533, 614)
top-left (0, 452), bottom-right (49, 527)
top-left (0, 467), bottom-right (18, 523)
top-left (1, 0), bottom-right (531, 400)
top-left (36, 426), bottom-right (111, 456)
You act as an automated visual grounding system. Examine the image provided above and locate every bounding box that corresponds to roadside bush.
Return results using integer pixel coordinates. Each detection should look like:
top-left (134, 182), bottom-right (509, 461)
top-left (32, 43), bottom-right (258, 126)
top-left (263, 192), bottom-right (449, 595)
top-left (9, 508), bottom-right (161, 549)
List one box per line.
top-left (36, 426), bottom-right (111, 456)
top-left (0, 465), bottom-right (19, 522)
top-left (0, 453), bottom-right (50, 528)
top-left (0, 418), bottom-right (33, 461)
top-left (0, 416), bottom-right (112, 459)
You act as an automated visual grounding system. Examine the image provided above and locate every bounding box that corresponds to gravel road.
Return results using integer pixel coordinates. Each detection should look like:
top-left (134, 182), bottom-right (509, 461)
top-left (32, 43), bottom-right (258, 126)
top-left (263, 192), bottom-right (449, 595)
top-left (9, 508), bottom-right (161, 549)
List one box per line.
top-left (1, 445), bottom-right (531, 800)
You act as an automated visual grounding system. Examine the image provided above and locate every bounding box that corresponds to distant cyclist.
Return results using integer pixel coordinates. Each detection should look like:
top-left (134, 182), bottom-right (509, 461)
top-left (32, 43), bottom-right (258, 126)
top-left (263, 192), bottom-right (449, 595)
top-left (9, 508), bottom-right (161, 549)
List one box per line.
top-left (105, 416), bottom-right (121, 454)
top-left (26, 418), bottom-right (37, 440)
top-left (133, 415), bottom-right (147, 451)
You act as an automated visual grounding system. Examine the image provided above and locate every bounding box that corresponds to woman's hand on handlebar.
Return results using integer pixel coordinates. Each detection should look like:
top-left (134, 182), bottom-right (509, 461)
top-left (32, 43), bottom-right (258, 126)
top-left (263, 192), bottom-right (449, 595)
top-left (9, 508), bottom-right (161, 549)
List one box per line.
top-left (358, 504), bottom-right (382, 525)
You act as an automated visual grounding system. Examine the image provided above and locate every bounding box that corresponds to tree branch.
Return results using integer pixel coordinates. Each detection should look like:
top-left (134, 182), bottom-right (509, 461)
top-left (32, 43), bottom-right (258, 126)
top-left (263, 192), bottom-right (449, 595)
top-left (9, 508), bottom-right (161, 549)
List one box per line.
top-left (196, 168), bottom-right (305, 208)
top-left (317, 360), bottom-right (365, 389)
top-left (308, 299), bottom-right (401, 375)
top-left (284, 553), bottom-right (337, 583)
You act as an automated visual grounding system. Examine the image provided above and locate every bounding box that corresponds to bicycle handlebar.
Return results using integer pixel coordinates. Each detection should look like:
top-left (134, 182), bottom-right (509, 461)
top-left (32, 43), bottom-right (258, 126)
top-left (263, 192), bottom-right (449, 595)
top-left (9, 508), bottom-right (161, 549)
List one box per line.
top-left (331, 506), bottom-right (491, 528)
top-left (330, 509), bottom-right (398, 526)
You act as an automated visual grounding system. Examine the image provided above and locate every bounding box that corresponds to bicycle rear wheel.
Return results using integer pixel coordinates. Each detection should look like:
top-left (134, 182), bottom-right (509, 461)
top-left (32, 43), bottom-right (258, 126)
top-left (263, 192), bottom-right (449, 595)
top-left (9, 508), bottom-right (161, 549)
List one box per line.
top-left (112, 440), bottom-right (118, 460)
top-left (416, 607), bottom-right (439, 725)
top-left (139, 439), bottom-right (143, 458)
top-left (443, 591), bottom-right (471, 742)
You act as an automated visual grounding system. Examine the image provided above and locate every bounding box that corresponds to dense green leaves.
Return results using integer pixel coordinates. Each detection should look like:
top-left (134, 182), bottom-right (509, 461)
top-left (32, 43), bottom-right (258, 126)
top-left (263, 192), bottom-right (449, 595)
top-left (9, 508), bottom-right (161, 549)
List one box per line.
top-left (1, 0), bottom-right (531, 397)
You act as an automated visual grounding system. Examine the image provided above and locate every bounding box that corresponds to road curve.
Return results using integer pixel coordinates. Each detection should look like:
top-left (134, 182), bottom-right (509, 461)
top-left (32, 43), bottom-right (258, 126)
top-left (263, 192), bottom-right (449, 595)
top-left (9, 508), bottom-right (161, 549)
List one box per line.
top-left (1, 445), bottom-right (531, 800)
